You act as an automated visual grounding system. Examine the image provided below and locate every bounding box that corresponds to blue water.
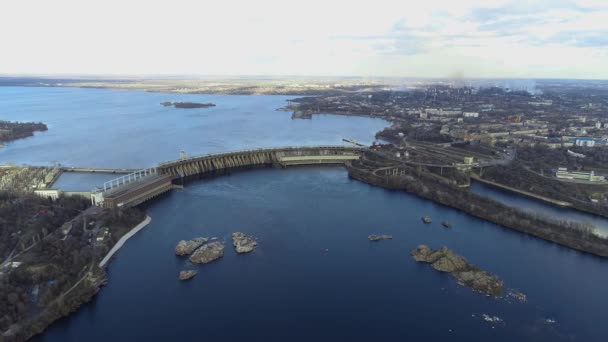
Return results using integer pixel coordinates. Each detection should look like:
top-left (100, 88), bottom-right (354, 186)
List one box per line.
top-left (37, 168), bottom-right (608, 341)
top-left (471, 182), bottom-right (608, 237)
top-left (0, 87), bottom-right (388, 168)
top-left (52, 172), bottom-right (126, 192)
top-left (1, 86), bottom-right (607, 341)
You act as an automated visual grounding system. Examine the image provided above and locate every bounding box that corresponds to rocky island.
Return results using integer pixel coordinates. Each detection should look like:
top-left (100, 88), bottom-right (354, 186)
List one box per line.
top-left (368, 234), bottom-right (393, 241)
top-left (179, 270), bottom-right (198, 281)
top-left (411, 245), bottom-right (504, 297)
top-left (189, 241), bottom-right (225, 264)
top-left (161, 101), bottom-right (216, 109)
top-left (175, 237), bottom-right (209, 256)
top-left (231, 232), bottom-right (257, 253)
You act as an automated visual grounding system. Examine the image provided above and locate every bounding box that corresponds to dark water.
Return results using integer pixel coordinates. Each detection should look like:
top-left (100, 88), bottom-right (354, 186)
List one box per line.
top-left (470, 181), bottom-right (608, 237)
top-left (37, 167), bottom-right (608, 341)
top-left (1, 87), bottom-right (607, 341)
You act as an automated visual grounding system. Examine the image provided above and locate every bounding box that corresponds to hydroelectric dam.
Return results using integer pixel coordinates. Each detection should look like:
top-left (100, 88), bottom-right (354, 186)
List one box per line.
top-left (90, 146), bottom-right (364, 209)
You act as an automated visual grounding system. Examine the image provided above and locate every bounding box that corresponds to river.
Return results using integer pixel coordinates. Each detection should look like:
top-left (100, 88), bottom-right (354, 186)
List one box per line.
top-left (37, 168), bottom-right (608, 341)
top-left (1, 87), bottom-right (606, 341)
top-left (471, 181), bottom-right (608, 237)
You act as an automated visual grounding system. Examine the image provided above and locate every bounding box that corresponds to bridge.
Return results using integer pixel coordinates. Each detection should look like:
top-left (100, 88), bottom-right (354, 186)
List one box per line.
top-left (94, 146), bottom-right (364, 208)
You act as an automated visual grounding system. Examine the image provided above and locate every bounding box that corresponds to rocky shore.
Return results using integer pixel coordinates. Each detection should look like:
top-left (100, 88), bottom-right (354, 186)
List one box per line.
top-left (411, 245), bottom-right (504, 297)
top-left (231, 232), bottom-right (257, 253)
top-left (175, 237), bottom-right (209, 256)
top-left (189, 241), bottom-right (225, 264)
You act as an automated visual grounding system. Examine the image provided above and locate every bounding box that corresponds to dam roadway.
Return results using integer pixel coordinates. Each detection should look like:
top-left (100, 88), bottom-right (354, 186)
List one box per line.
top-left (96, 146), bottom-right (364, 208)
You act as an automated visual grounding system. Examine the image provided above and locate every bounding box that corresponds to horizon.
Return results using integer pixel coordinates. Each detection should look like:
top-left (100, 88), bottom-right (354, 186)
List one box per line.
top-left (1, 74), bottom-right (607, 82)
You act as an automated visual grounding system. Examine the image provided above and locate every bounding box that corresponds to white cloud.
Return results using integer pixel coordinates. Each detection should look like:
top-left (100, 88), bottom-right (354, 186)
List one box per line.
top-left (0, 0), bottom-right (606, 78)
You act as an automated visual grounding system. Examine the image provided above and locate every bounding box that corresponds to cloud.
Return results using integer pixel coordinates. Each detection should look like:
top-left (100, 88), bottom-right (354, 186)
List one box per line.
top-left (542, 30), bottom-right (608, 47)
top-left (0, 0), bottom-right (607, 78)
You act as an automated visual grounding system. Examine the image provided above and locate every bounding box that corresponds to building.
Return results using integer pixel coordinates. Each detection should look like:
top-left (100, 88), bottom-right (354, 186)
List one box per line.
top-left (34, 189), bottom-right (61, 200)
top-left (528, 100), bottom-right (553, 106)
top-left (507, 115), bottom-right (523, 123)
top-left (463, 112), bottom-right (479, 118)
top-left (574, 138), bottom-right (596, 147)
top-left (479, 104), bottom-right (494, 112)
top-left (96, 227), bottom-right (110, 242)
top-left (425, 108), bottom-right (462, 116)
top-left (567, 150), bottom-right (586, 158)
top-left (556, 168), bottom-right (606, 182)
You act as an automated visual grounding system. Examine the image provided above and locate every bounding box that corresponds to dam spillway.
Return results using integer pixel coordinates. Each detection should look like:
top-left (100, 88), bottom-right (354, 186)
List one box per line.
top-left (157, 146), bottom-right (364, 178)
top-left (96, 146), bottom-right (364, 208)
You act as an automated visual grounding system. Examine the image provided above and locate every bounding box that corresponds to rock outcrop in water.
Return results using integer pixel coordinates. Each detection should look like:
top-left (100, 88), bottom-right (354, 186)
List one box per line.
top-left (411, 245), bottom-right (504, 296)
top-left (175, 237), bottom-right (209, 256)
top-left (368, 234), bottom-right (393, 241)
top-left (231, 232), bottom-right (257, 253)
top-left (190, 241), bottom-right (225, 264)
top-left (179, 270), bottom-right (198, 280)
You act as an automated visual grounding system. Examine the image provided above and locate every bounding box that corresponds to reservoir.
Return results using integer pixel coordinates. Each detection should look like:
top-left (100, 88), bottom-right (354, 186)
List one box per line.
top-left (0, 87), bottom-right (606, 341)
top-left (0, 87), bottom-right (388, 168)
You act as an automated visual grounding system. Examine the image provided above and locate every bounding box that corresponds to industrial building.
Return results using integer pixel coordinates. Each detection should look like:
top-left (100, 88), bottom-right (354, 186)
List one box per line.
top-left (556, 168), bottom-right (606, 182)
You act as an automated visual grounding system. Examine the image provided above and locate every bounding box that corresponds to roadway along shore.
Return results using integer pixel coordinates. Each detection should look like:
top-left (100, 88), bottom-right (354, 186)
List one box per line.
top-left (99, 216), bottom-right (152, 267)
top-left (470, 174), bottom-right (572, 207)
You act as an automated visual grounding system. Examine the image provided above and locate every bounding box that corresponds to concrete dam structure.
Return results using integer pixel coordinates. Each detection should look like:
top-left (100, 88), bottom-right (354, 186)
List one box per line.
top-left (158, 146), bottom-right (363, 178)
top-left (96, 146), bottom-right (364, 208)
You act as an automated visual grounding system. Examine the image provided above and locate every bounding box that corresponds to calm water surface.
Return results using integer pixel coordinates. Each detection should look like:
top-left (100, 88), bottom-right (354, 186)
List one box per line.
top-left (471, 181), bottom-right (608, 237)
top-left (52, 172), bottom-right (125, 191)
top-left (1, 87), bottom-right (606, 341)
top-left (37, 168), bottom-right (608, 341)
top-left (0, 87), bottom-right (388, 168)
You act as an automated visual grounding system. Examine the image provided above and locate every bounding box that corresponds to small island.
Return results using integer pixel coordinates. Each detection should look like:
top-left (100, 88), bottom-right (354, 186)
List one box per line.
top-left (231, 232), bottom-right (257, 253)
top-left (0, 120), bottom-right (47, 143)
top-left (411, 245), bottom-right (504, 297)
top-left (368, 234), bottom-right (393, 241)
top-left (161, 101), bottom-right (216, 109)
top-left (179, 270), bottom-right (198, 281)
top-left (175, 237), bottom-right (209, 256)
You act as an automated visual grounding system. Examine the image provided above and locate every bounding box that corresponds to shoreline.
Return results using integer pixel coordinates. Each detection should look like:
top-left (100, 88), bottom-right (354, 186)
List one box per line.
top-left (99, 215), bottom-right (152, 267)
top-left (347, 162), bottom-right (608, 257)
top-left (10, 216), bottom-right (152, 341)
top-left (470, 175), bottom-right (572, 207)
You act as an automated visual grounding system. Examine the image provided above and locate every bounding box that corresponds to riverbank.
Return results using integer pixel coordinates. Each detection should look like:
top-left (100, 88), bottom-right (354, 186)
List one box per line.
top-left (1, 209), bottom-right (149, 341)
top-left (471, 174), bottom-right (572, 207)
top-left (347, 160), bottom-right (608, 257)
top-left (99, 216), bottom-right (152, 267)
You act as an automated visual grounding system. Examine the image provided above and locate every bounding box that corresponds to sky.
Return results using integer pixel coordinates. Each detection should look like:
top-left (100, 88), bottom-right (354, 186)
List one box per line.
top-left (1, 0), bottom-right (607, 79)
